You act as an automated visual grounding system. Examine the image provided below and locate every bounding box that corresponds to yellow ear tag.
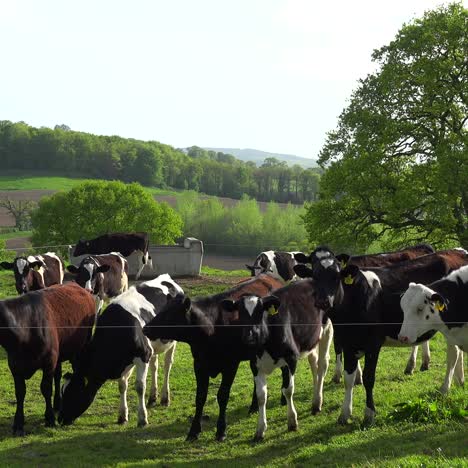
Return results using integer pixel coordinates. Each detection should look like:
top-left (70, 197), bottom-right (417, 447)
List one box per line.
top-left (267, 306), bottom-right (278, 316)
top-left (84, 377), bottom-right (88, 386)
top-left (340, 260), bottom-right (347, 269)
top-left (435, 301), bottom-right (445, 312)
top-left (344, 275), bottom-right (354, 285)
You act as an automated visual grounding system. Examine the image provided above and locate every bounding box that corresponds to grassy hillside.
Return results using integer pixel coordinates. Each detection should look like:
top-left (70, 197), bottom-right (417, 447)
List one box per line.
top-left (0, 271), bottom-right (466, 466)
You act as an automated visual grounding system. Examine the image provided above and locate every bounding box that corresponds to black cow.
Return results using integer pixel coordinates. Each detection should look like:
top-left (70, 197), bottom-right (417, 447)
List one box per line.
top-left (1, 252), bottom-right (64, 295)
top-left (331, 258), bottom-right (466, 425)
top-left (73, 232), bottom-right (152, 279)
top-left (58, 274), bottom-right (184, 427)
top-left (66, 253), bottom-right (129, 313)
top-left (143, 274), bottom-right (283, 442)
top-left (246, 250), bottom-right (303, 282)
top-left (0, 283), bottom-right (95, 435)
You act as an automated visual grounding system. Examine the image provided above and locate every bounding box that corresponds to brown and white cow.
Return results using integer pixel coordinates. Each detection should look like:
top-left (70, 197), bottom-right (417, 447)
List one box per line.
top-left (246, 250), bottom-right (304, 282)
top-left (0, 282), bottom-right (95, 435)
top-left (1, 252), bottom-right (64, 295)
top-left (66, 253), bottom-right (128, 313)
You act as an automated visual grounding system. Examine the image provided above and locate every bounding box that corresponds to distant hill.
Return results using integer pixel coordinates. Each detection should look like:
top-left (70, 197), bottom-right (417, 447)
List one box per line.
top-left (204, 148), bottom-right (317, 168)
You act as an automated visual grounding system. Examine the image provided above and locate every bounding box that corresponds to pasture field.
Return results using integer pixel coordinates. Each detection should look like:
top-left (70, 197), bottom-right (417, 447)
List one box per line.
top-left (0, 270), bottom-right (466, 467)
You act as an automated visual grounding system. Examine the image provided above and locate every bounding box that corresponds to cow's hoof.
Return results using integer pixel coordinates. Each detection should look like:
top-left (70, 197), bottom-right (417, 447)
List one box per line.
top-left (404, 367), bottom-right (414, 375)
top-left (215, 432), bottom-right (226, 442)
top-left (13, 428), bottom-right (25, 437)
top-left (280, 395), bottom-right (287, 406)
top-left (337, 414), bottom-right (351, 425)
top-left (186, 432), bottom-right (199, 442)
top-left (253, 433), bottom-right (264, 443)
top-left (160, 397), bottom-right (170, 407)
top-left (248, 405), bottom-right (258, 415)
top-left (363, 408), bottom-right (375, 426)
top-left (137, 420), bottom-right (148, 428)
top-left (288, 423), bottom-right (298, 432)
top-left (311, 405), bottom-right (321, 415)
top-left (45, 420), bottom-right (56, 428)
top-left (332, 375), bottom-right (341, 384)
top-left (117, 416), bottom-right (128, 425)
top-left (420, 363), bottom-right (429, 372)
top-left (147, 397), bottom-right (157, 407)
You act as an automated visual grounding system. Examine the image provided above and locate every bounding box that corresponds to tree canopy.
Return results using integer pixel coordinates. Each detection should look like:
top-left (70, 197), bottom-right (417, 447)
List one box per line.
top-left (303, 3), bottom-right (468, 251)
top-left (31, 181), bottom-right (183, 247)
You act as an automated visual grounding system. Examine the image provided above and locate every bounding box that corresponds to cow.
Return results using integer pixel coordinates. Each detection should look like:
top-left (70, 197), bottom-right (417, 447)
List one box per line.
top-left (398, 266), bottom-right (468, 388)
top-left (0, 282), bottom-right (95, 435)
top-left (58, 274), bottom-right (183, 427)
top-left (331, 259), bottom-right (465, 425)
top-left (1, 252), bottom-right (64, 295)
top-left (143, 274), bottom-right (283, 442)
top-left (73, 232), bottom-right (152, 280)
top-left (246, 250), bottom-right (303, 282)
top-left (335, 243), bottom-right (435, 269)
top-left (66, 253), bottom-right (129, 313)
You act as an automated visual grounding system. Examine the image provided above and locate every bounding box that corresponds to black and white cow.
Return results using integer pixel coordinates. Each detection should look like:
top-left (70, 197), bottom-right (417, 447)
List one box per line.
top-left (246, 250), bottom-right (303, 282)
top-left (1, 252), bottom-right (64, 295)
top-left (73, 232), bottom-right (152, 280)
top-left (66, 253), bottom-right (128, 313)
top-left (398, 266), bottom-right (468, 388)
top-left (58, 274), bottom-right (184, 427)
top-left (331, 263), bottom-right (464, 425)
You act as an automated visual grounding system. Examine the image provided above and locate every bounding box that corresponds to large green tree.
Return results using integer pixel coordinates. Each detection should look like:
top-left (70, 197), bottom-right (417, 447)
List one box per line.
top-left (31, 181), bottom-right (182, 247)
top-left (303, 3), bottom-right (467, 251)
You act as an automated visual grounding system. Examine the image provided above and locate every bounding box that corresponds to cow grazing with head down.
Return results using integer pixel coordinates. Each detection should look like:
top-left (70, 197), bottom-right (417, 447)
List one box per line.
top-left (398, 266), bottom-right (468, 386)
top-left (143, 274), bottom-right (283, 442)
top-left (73, 232), bottom-right (152, 279)
top-left (1, 252), bottom-right (64, 295)
top-left (66, 253), bottom-right (128, 313)
top-left (246, 250), bottom-right (303, 282)
top-left (330, 253), bottom-right (467, 425)
top-left (0, 282), bottom-right (95, 435)
top-left (58, 274), bottom-right (183, 427)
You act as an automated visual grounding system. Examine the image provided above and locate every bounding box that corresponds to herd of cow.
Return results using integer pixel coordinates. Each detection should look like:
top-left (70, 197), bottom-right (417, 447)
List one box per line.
top-left (0, 232), bottom-right (467, 444)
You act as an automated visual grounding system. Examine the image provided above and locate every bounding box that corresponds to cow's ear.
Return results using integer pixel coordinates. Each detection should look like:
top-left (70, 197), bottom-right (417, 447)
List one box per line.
top-left (430, 293), bottom-right (448, 313)
top-left (96, 265), bottom-right (111, 273)
top-left (66, 265), bottom-right (79, 274)
top-left (262, 295), bottom-right (280, 316)
top-left (29, 260), bottom-right (46, 271)
top-left (294, 253), bottom-right (310, 264)
top-left (245, 264), bottom-right (255, 272)
top-left (336, 254), bottom-right (350, 269)
top-left (0, 261), bottom-right (14, 270)
top-left (341, 265), bottom-right (360, 285)
top-left (220, 299), bottom-right (237, 312)
top-left (190, 307), bottom-right (214, 336)
top-left (293, 264), bottom-right (313, 278)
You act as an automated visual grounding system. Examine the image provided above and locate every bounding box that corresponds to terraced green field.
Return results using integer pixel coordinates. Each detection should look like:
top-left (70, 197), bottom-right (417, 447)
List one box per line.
top-left (0, 271), bottom-right (466, 467)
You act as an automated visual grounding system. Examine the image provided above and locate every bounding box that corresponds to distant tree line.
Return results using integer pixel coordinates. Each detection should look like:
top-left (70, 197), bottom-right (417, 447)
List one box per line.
top-left (0, 121), bottom-right (320, 203)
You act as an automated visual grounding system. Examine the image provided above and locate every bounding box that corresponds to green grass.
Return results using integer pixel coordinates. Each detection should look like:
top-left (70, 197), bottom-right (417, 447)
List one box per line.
top-left (0, 272), bottom-right (466, 467)
top-left (201, 266), bottom-right (247, 277)
top-left (0, 231), bottom-right (32, 241)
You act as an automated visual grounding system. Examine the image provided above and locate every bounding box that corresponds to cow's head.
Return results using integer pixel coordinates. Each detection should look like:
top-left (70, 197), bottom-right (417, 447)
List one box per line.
top-left (294, 253), bottom-right (343, 310)
top-left (220, 295), bottom-right (280, 347)
top-left (73, 239), bottom-right (91, 257)
top-left (398, 283), bottom-right (448, 344)
top-left (66, 257), bottom-right (110, 294)
top-left (246, 252), bottom-right (273, 277)
top-left (1, 256), bottom-right (46, 294)
top-left (143, 294), bottom-right (215, 343)
top-left (58, 371), bottom-right (102, 425)
top-left (335, 253), bottom-right (351, 269)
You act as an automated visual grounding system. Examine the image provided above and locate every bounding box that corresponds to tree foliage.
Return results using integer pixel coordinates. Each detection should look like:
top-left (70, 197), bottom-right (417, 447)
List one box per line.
top-left (303, 3), bottom-right (468, 251)
top-left (31, 181), bottom-right (182, 247)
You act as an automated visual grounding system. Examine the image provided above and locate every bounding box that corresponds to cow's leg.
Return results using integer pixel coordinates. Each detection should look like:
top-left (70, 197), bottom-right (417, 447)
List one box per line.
top-left (41, 370), bottom-right (55, 427)
top-left (135, 358), bottom-right (149, 427)
top-left (354, 360), bottom-right (363, 385)
top-left (12, 375), bottom-right (26, 436)
top-left (332, 334), bottom-right (343, 384)
top-left (215, 362), bottom-right (239, 441)
top-left (118, 365), bottom-right (134, 424)
top-left (420, 341), bottom-right (430, 371)
top-left (147, 353), bottom-right (158, 407)
top-left (362, 349), bottom-right (380, 425)
top-left (187, 362), bottom-right (209, 441)
top-left (404, 345), bottom-right (418, 375)
top-left (281, 364), bottom-right (298, 432)
top-left (161, 343), bottom-right (176, 406)
top-left (254, 372), bottom-right (268, 442)
top-left (454, 347), bottom-right (464, 386)
top-left (338, 351), bottom-right (358, 424)
top-left (311, 320), bottom-right (333, 414)
top-left (280, 366), bottom-right (288, 406)
top-left (53, 361), bottom-right (62, 412)
top-left (248, 360), bottom-right (258, 414)
top-left (135, 252), bottom-right (145, 280)
top-left (440, 343), bottom-right (459, 394)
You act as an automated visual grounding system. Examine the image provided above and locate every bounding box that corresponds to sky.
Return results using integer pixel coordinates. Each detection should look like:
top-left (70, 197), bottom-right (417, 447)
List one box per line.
top-left (0, 0), bottom-right (460, 160)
